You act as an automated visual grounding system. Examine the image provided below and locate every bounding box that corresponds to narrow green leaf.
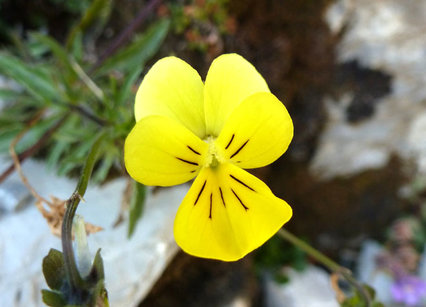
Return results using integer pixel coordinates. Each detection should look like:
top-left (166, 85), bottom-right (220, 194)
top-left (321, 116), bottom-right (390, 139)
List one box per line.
top-left (128, 181), bottom-right (147, 238)
top-left (14, 116), bottom-right (58, 153)
top-left (0, 127), bottom-right (21, 153)
top-left (46, 140), bottom-right (70, 170)
top-left (92, 150), bottom-right (116, 183)
top-left (96, 19), bottom-right (170, 75)
top-left (71, 31), bottom-right (84, 61)
top-left (87, 249), bottom-right (105, 283)
top-left (66, 0), bottom-right (113, 49)
top-left (41, 289), bottom-right (66, 307)
top-left (0, 88), bottom-right (20, 101)
top-left (42, 249), bottom-right (66, 291)
top-left (30, 32), bottom-right (76, 77)
top-left (0, 53), bottom-right (57, 102)
top-left (116, 64), bottom-right (142, 107)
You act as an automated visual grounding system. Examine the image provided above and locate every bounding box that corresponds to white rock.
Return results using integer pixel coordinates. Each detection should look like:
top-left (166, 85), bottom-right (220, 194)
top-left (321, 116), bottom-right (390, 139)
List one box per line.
top-left (0, 157), bottom-right (187, 306)
top-left (357, 240), bottom-right (394, 304)
top-left (264, 266), bottom-right (339, 307)
top-left (313, 0), bottom-right (426, 179)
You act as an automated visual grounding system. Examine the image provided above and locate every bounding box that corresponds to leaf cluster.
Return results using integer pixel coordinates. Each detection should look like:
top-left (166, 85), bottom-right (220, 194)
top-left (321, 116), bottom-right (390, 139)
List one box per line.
top-left (0, 0), bottom-right (170, 184)
top-left (42, 249), bottom-right (108, 307)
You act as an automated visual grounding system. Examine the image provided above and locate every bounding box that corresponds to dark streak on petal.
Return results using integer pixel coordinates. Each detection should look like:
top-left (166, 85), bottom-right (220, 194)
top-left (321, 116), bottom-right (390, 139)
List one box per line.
top-left (176, 157), bottom-right (198, 166)
top-left (190, 170), bottom-right (196, 173)
top-left (230, 174), bottom-right (255, 192)
top-left (225, 134), bottom-right (235, 150)
top-left (230, 139), bottom-right (249, 159)
top-left (194, 180), bottom-right (206, 206)
top-left (187, 145), bottom-right (201, 155)
top-left (219, 187), bottom-right (226, 207)
top-left (209, 193), bottom-right (213, 219)
top-left (231, 188), bottom-right (249, 211)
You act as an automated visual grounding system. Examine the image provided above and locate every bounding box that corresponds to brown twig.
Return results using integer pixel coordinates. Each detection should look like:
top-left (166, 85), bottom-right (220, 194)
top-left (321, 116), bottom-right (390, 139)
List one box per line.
top-left (9, 110), bottom-right (53, 205)
top-left (90, 0), bottom-right (162, 73)
top-left (8, 112), bottom-right (102, 237)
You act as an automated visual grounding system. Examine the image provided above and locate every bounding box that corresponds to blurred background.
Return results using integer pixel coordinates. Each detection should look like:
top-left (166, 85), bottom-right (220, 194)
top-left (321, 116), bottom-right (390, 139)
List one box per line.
top-left (0, 0), bottom-right (425, 306)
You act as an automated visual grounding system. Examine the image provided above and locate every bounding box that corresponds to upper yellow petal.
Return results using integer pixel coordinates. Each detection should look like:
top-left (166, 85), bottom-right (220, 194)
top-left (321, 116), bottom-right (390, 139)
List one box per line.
top-left (174, 162), bottom-right (292, 261)
top-left (216, 92), bottom-right (293, 169)
top-left (135, 56), bottom-right (206, 138)
top-left (124, 115), bottom-right (208, 186)
top-left (204, 53), bottom-right (270, 137)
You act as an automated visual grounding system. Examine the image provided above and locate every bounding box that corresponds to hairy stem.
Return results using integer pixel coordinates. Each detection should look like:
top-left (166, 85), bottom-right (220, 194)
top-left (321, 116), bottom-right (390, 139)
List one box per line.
top-left (277, 228), bottom-right (371, 306)
top-left (61, 131), bottom-right (107, 294)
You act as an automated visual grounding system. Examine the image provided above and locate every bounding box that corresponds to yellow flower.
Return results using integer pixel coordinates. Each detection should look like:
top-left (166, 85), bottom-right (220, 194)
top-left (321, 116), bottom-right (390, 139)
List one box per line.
top-left (124, 54), bottom-right (293, 261)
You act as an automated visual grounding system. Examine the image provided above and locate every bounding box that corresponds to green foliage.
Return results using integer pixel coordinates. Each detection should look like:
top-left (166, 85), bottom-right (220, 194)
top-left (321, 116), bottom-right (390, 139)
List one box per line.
top-left (168, 0), bottom-right (232, 52)
top-left (95, 19), bottom-right (170, 76)
top-left (0, 11), bottom-right (170, 184)
top-left (341, 284), bottom-right (385, 307)
top-left (42, 249), bottom-right (108, 307)
top-left (254, 235), bottom-right (307, 283)
top-left (128, 181), bottom-right (147, 238)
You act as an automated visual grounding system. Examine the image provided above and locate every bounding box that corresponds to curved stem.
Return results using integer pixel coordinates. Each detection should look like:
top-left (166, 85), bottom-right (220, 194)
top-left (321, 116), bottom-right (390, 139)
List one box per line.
top-left (277, 228), bottom-right (372, 306)
top-left (61, 131), bottom-right (107, 294)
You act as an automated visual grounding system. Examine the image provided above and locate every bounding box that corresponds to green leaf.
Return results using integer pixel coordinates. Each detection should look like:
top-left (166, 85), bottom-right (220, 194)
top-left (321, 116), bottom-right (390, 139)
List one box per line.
top-left (0, 88), bottom-right (20, 101)
top-left (116, 64), bottom-right (142, 107)
top-left (46, 140), bottom-right (70, 170)
top-left (92, 150), bottom-right (116, 183)
top-left (42, 249), bottom-right (65, 291)
top-left (71, 31), bottom-right (84, 61)
top-left (30, 32), bottom-right (76, 77)
top-left (87, 249), bottom-right (105, 283)
top-left (41, 289), bottom-right (66, 307)
top-left (0, 127), bottom-right (22, 153)
top-left (66, 0), bottom-right (113, 49)
top-left (17, 117), bottom-right (58, 152)
top-left (128, 181), bottom-right (147, 238)
top-left (96, 19), bottom-right (170, 75)
top-left (0, 53), bottom-right (58, 102)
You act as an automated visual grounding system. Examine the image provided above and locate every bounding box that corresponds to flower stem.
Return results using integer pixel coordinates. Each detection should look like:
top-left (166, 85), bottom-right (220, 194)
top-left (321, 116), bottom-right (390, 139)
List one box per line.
top-left (61, 131), bottom-right (107, 294)
top-left (277, 228), bottom-right (372, 306)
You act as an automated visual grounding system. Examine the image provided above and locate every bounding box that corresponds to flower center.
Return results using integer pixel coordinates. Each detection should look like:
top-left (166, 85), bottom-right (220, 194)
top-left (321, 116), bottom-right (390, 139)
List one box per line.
top-left (203, 136), bottom-right (225, 169)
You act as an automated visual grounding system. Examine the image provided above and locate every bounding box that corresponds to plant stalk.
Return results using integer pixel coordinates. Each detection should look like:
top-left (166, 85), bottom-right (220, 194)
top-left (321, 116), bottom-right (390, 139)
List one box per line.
top-left (61, 131), bottom-right (106, 294)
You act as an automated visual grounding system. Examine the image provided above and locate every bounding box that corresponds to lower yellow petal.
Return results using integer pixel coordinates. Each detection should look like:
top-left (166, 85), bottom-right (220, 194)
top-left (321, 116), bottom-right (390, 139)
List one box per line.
top-left (124, 115), bottom-right (208, 186)
top-left (216, 92), bottom-right (293, 169)
top-left (174, 162), bottom-right (292, 261)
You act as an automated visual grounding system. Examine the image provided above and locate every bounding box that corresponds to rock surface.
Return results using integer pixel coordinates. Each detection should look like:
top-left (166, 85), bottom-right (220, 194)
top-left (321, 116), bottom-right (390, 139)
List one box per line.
top-left (264, 266), bottom-right (339, 307)
top-left (313, 0), bottom-right (426, 179)
top-left (0, 157), bottom-right (187, 306)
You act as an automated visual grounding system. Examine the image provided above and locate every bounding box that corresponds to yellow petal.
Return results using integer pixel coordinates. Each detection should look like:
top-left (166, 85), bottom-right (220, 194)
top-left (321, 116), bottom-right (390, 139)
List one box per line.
top-left (216, 92), bottom-right (293, 169)
top-left (204, 53), bottom-right (270, 137)
top-left (124, 115), bottom-right (208, 186)
top-left (174, 162), bottom-right (292, 261)
top-left (135, 57), bottom-right (206, 138)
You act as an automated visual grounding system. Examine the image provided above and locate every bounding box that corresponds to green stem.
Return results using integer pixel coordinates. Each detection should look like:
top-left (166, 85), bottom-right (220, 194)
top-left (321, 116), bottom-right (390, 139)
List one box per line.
top-left (61, 131), bottom-right (107, 295)
top-left (277, 228), bottom-right (372, 306)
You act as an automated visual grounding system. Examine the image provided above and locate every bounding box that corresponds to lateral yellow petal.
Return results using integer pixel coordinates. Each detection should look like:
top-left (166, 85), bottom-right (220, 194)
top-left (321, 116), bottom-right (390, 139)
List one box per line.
top-left (124, 115), bottom-right (208, 186)
top-left (135, 57), bottom-right (206, 138)
top-left (204, 53), bottom-right (270, 137)
top-left (174, 162), bottom-right (292, 261)
top-left (216, 92), bottom-right (293, 169)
